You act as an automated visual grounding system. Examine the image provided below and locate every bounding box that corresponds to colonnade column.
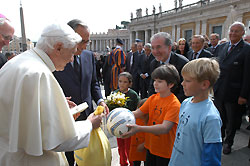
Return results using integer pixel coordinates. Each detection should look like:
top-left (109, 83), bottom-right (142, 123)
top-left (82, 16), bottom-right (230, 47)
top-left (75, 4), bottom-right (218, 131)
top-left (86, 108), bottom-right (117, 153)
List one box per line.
top-left (201, 20), bottom-right (207, 36)
top-left (172, 25), bottom-right (176, 42)
top-left (195, 21), bottom-right (201, 35)
top-left (176, 24), bottom-right (180, 40)
top-left (145, 30), bottom-right (149, 44)
top-left (130, 32), bottom-right (133, 48)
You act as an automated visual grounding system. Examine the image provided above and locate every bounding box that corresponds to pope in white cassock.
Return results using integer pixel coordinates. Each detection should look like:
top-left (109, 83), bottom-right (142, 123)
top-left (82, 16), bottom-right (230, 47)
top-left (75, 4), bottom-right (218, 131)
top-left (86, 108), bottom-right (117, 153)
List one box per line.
top-left (0, 23), bottom-right (103, 166)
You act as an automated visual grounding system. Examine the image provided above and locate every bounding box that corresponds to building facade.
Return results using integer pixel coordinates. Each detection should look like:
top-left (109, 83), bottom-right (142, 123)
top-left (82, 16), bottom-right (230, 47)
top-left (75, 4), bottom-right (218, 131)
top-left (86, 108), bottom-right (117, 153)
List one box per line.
top-left (89, 29), bottom-right (130, 54)
top-left (90, 0), bottom-right (250, 54)
top-left (129, 0), bottom-right (250, 44)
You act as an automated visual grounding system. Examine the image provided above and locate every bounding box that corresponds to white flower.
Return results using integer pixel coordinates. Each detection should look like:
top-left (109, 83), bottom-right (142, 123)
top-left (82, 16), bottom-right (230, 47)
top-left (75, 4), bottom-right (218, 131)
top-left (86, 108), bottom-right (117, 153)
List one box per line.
top-left (107, 96), bottom-right (111, 101)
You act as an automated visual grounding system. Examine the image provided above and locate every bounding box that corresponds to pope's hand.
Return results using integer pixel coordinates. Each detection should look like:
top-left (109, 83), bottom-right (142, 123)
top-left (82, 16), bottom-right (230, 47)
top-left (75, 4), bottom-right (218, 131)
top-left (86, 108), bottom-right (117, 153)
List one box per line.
top-left (87, 112), bottom-right (104, 129)
top-left (66, 96), bottom-right (76, 108)
top-left (73, 112), bottom-right (80, 120)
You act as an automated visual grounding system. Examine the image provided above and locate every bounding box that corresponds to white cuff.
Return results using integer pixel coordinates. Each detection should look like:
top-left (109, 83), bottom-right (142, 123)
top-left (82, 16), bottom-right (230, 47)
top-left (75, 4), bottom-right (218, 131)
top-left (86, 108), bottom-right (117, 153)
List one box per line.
top-left (97, 99), bottom-right (104, 105)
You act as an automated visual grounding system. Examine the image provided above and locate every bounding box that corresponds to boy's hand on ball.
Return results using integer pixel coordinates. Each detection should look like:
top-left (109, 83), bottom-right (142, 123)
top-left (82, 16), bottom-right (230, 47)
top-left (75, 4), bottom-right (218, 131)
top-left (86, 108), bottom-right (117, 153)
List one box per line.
top-left (121, 124), bottom-right (138, 138)
top-left (87, 112), bottom-right (104, 129)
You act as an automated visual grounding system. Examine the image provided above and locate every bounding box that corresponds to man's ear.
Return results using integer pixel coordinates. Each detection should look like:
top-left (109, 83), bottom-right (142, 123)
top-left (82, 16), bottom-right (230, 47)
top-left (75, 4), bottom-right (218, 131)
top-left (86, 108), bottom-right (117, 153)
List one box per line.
top-left (53, 42), bottom-right (63, 56)
top-left (168, 45), bottom-right (172, 52)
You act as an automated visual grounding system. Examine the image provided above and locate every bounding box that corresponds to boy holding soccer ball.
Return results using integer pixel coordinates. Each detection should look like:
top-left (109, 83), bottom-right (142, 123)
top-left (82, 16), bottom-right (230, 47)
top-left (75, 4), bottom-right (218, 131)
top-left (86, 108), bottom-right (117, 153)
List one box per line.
top-left (122, 64), bottom-right (181, 166)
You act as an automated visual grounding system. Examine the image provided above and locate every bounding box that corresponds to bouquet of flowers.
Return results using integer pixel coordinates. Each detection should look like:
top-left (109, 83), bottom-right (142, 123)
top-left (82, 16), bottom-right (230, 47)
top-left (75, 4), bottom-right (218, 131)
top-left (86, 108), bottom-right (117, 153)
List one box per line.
top-left (105, 91), bottom-right (129, 111)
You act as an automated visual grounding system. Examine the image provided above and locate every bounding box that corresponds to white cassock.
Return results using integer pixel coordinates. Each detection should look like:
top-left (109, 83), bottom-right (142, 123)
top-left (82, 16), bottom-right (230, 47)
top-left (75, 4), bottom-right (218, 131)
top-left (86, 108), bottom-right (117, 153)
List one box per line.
top-left (0, 48), bottom-right (92, 166)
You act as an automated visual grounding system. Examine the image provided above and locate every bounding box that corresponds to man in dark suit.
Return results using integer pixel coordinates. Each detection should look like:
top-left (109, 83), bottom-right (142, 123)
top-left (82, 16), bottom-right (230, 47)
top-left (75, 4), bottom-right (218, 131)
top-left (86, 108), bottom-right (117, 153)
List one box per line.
top-left (53, 19), bottom-right (108, 166)
top-left (0, 15), bottom-right (14, 69)
top-left (213, 22), bottom-right (250, 155)
top-left (125, 42), bottom-right (140, 94)
top-left (206, 33), bottom-right (220, 54)
top-left (148, 32), bottom-right (189, 102)
top-left (186, 35), bottom-right (213, 61)
top-left (138, 43), bottom-right (155, 99)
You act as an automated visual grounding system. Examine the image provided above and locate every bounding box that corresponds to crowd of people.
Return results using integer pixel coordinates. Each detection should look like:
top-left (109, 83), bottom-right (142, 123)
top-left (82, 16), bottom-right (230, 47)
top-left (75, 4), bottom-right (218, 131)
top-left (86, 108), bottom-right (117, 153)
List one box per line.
top-left (0, 11), bottom-right (249, 166)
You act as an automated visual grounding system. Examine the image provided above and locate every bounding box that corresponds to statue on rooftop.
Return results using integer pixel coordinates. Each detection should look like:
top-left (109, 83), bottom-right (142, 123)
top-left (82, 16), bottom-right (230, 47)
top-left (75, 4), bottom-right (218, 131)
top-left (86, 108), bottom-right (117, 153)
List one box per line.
top-left (179, 0), bottom-right (183, 8)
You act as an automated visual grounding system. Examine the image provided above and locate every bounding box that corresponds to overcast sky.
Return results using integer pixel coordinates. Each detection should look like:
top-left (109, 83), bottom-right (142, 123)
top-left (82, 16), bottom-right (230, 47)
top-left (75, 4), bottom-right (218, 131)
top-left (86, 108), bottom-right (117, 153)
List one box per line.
top-left (1, 0), bottom-right (197, 41)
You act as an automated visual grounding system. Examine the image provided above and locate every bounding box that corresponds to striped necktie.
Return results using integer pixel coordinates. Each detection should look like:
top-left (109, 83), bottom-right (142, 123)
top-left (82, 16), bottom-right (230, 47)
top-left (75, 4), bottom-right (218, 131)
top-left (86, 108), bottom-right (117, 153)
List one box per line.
top-left (228, 45), bottom-right (235, 55)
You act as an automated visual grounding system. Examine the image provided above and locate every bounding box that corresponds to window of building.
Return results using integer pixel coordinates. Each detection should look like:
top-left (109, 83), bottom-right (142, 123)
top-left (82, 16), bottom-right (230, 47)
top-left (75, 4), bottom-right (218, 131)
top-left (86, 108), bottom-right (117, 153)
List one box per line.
top-left (184, 30), bottom-right (192, 43)
top-left (212, 26), bottom-right (222, 39)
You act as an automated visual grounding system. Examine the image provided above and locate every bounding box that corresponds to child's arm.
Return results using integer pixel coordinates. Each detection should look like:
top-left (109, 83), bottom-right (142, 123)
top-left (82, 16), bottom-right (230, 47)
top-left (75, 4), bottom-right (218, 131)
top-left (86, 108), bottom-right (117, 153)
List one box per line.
top-left (133, 109), bottom-right (145, 119)
top-left (137, 120), bottom-right (174, 135)
top-left (122, 120), bottom-right (174, 138)
top-left (201, 143), bottom-right (222, 166)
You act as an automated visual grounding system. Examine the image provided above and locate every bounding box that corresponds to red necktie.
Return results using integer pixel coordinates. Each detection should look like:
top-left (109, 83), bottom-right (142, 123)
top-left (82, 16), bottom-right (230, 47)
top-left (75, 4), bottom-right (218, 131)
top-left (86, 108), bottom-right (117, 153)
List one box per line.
top-left (228, 45), bottom-right (235, 55)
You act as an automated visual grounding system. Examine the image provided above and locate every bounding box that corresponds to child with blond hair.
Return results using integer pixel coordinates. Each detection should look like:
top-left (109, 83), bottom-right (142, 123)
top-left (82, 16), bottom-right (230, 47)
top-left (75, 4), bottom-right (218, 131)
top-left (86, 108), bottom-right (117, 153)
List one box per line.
top-left (169, 58), bottom-right (222, 166)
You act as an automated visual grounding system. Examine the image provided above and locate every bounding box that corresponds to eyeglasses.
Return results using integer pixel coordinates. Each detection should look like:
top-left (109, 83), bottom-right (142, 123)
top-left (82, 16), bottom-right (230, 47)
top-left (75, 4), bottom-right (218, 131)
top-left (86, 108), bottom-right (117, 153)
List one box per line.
top-left (0, 33), bottom-right (13, 41)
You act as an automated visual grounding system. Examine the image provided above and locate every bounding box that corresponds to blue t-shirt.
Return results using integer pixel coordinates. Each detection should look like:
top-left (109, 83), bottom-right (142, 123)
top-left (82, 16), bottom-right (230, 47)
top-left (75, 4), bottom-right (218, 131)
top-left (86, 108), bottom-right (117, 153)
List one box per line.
top-left (169, 97), bottom-right (222, 166)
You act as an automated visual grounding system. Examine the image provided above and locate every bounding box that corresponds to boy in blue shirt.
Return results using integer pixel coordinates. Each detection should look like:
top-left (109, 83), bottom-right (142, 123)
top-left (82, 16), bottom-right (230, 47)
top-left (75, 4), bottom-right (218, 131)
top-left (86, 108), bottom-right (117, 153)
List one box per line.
top-left (169, 58), bottom-right (222, 166)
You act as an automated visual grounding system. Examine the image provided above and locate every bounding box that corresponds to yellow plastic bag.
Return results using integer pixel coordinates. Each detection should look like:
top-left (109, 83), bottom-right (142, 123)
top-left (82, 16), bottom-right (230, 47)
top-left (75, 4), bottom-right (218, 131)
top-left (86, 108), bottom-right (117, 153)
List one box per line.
top-left (74, 106), bottom-right (112, 166)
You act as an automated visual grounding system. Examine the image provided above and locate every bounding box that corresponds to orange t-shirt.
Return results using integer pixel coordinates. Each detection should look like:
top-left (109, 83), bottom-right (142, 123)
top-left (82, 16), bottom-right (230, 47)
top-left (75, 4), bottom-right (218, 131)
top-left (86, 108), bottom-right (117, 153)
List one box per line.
top-left (129, 118), bottom-right (147, 161)
top-left (139, 93), bottom-right (180, 158)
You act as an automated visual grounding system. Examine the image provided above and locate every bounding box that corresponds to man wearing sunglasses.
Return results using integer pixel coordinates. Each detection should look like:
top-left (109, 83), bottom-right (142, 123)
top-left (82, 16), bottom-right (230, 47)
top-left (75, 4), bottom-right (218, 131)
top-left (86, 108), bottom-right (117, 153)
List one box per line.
top-left (0, 15), bottom-right (14, 69)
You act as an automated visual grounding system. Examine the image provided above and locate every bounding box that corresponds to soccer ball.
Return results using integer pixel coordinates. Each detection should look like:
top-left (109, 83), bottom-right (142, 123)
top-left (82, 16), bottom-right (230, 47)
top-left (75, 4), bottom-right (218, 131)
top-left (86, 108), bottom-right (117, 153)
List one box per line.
top-left (106, 107), bottom-right (135, 138)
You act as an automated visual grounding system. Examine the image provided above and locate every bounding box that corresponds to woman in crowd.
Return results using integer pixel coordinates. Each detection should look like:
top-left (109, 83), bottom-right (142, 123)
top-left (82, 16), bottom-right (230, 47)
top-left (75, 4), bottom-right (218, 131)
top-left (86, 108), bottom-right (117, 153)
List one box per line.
top-left (176, 38), bottom-right (190, 58)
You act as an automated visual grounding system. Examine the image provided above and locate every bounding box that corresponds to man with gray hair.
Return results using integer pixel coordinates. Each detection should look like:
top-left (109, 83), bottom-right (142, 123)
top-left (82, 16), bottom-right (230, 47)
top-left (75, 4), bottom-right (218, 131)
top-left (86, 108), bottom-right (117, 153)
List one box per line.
top-left (207, 33), bottom-right (220, 54)
top-left (0, 23), bottom-right (103, 166)
top-left (186, 35), bottom-right (213, 60)
top-left (0, 15), bottom-right (15, 68)
top-left (148, 32), bottom-right (189, 102)
top-left (138, 43), bottom-right (155, 98)
top-left (213, 21), bottom-right (250, 154)
top-left (53, 19), bottom-right (108, 165)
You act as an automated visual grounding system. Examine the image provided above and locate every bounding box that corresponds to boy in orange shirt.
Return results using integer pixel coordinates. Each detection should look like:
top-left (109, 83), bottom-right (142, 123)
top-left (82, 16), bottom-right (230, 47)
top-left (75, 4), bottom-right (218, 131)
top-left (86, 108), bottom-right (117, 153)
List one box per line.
top-left (123, 64), bottom-right (181, 166)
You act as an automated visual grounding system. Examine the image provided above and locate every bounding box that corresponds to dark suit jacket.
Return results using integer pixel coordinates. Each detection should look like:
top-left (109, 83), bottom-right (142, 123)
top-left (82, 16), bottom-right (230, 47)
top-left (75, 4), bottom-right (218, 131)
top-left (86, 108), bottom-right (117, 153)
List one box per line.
top-left (186, 49), bottom-right (213, 61)
top-left (102, 53), bottom-right (112, 97)
top-left (53, 50), bottom-right (103, 120)
top-left (126, 51), bottom-right (140, 74)
top-left (214, 40), bottom-right (250, 102)
top-left (0, 53), bottom-right (7, 69)
top-left (206, 46), bottom-right (217, 55)
top-left (148, 52), bottom-right (189, 102)
top-left (125, 51), bottom-right (140, 92)
top-left (138, 53), bottom-right (155, 77)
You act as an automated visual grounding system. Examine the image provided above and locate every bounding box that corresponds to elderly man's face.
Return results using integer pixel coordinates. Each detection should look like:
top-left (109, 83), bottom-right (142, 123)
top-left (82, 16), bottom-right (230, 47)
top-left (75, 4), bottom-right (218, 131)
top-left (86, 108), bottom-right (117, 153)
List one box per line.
top-left (56, 45), bottom-right (77, 71)
top-left (210, 35), bottom-right (219, 47)
top-left (151, 37), bottom-right (171, 62)
top-left (229, 24), bottom-right (245, 44)
top-left (131, 44), bottom-right (137, 52)
top-left (191, 37), bottom-right (203, 53)
top-left (137, 42), bottom-right (143, 52)
top-left (0, 20), bottom-right (14, 50)
top-left (144, 46), bottom-right (151, 56)
top-left (74, 25), bottom-right (90, 55)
